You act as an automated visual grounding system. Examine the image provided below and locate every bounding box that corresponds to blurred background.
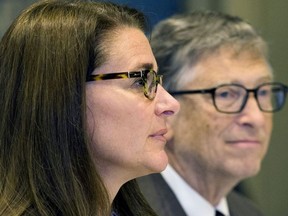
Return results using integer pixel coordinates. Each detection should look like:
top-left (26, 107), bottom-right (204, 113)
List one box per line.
top-left (1, 0), bottom-right (287, 215)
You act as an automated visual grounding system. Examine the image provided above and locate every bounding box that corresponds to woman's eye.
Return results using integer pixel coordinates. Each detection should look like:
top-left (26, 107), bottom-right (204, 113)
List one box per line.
top-left (132, 78), bottom-right (145, 88)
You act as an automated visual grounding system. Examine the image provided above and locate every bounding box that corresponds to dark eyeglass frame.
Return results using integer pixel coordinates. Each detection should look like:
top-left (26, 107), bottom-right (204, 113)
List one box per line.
top-left (169, 82), bottom-right (288, 113)
top-left (86, 69), bottom-right (162, 100)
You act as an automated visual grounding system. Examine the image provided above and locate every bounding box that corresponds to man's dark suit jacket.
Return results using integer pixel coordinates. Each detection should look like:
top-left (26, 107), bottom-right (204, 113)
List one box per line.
top-left (138, 173), bottom-right (265, 216)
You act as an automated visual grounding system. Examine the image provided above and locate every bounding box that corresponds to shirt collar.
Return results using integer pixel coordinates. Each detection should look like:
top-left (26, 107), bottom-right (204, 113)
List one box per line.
top-left (161, 164), bottom-right (230, 216)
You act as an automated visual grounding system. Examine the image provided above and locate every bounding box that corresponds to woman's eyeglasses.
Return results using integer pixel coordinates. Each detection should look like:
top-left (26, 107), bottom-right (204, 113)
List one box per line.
top-left (169, 82), bottom-right (288, 113)
top-left (86, 69), bottom-right (162, 100)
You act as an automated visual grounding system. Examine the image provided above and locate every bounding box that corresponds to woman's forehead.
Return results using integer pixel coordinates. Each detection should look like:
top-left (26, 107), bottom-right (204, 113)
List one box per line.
top-left (99, 27), bottom-right (157, 73)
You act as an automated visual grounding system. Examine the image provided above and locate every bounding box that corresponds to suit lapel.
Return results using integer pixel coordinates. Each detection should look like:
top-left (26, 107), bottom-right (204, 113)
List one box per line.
top-left (138, 173), bottom-right (187, 216)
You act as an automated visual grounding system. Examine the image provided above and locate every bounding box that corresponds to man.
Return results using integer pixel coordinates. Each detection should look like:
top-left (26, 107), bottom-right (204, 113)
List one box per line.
top-left (138, 11), bottom-right (288, 216)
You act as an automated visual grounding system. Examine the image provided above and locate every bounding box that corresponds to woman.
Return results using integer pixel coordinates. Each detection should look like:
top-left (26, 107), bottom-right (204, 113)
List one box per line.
top-left (0, 0), bottom-right (179, 215)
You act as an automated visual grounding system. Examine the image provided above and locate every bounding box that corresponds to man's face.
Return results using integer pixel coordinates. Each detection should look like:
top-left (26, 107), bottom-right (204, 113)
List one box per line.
top-left (167, 49), bottom-right (273, 180)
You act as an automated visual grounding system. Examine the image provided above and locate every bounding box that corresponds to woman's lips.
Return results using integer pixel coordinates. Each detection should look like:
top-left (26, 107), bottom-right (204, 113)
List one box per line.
top-left (150, 129), bottom-right (168, 142)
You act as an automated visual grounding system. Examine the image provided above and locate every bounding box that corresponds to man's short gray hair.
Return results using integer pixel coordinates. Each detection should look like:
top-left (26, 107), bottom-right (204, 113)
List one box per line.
top-left (151, 11), bottom-right (268, 90)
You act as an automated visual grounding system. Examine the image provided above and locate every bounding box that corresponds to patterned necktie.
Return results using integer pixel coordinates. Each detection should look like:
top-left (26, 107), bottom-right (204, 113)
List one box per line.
top-left (215, 210), bottom-right (225, 216)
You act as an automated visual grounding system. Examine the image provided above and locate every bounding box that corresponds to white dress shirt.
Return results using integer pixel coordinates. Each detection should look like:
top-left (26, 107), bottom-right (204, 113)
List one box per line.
top-left (161, 164), bottom-right (230, 216)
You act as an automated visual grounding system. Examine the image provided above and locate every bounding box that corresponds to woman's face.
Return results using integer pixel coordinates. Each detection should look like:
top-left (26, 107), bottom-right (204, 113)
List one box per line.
top-left (86, 27), bottom-right (180, 185)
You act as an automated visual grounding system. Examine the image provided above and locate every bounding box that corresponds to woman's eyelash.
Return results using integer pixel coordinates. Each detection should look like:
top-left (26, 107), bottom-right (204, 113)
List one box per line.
top-left (132, 78), bottom-right (145, 87)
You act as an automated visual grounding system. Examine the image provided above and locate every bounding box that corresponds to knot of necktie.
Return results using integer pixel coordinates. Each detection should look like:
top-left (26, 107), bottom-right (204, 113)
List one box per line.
top-left (215, 210), bottom-right (225, 216)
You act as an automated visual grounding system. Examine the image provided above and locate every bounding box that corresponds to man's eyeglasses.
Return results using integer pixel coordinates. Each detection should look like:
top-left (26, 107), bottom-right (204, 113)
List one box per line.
top-left (169, 82), bottom-right (288, 113)
top-left (86, 69), bottom-right (162, 100)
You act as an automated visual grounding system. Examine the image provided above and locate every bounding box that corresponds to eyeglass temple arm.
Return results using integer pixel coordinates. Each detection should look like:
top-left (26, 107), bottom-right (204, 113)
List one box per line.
top-left (86, 71), bottom-right (144, 82)
top-left (169, 88), bottom-right (214, 95)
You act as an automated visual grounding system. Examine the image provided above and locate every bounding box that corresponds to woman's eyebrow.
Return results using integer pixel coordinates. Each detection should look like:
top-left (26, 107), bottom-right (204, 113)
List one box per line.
top-left (132, 63), bottom-right (156, 71)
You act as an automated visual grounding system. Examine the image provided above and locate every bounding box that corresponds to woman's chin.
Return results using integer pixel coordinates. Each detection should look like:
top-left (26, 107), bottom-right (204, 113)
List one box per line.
top-left (144, 152), bottom-right (169, 175)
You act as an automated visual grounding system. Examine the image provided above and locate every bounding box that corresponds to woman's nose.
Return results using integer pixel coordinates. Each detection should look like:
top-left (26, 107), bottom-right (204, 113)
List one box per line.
top-left (155, 85), bottom-right (180, 117)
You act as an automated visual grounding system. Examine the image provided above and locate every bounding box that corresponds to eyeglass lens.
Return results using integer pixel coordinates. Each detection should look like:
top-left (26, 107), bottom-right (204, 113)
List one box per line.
top-left (144, 70), bottom-right (162, 100)
top-left (258, 84), bottom-right (286, 111)
top-left (214, 83), bottom-right (286, 113)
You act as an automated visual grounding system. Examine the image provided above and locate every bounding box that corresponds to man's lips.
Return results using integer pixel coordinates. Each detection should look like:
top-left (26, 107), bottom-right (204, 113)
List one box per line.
top-left (226, 140), bottom-right (261, 147)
